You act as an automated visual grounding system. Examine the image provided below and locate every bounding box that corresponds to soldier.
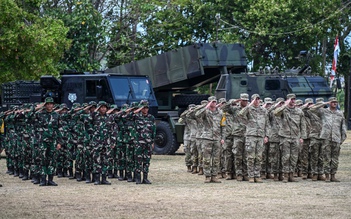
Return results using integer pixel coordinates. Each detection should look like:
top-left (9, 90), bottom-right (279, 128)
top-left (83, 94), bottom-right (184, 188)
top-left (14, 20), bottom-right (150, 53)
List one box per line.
top-left (133, 100), bottom-right (156, 184)
top-left (67, 103), bottom-right (81, 180)
top-left (186, 102), bottom-right (199, 174)
top-left (261, 97), bottom-right (273, 179)
top-left (195, 96), bottom-right (225, 183)
top-left (91, 101), bottom-right (112, 185)
top-left (4, 106), bottom-right (17, 176)
top-left (55, 103), bottom-right (70, 178)
top-left (274, 93), bottom-right (306, 183)
top-left (36, 97), bottom-right (63, 186)
top-left (84, 101), bottom-right (97, 183)
top-left (107, 104), bottom-right (119, 179)
top-left (310, 97), bottom-right (347, 182)
top-left (239, 94), bottom-right (268, 183)
top-left (217, 98), bottom-right (227, 178)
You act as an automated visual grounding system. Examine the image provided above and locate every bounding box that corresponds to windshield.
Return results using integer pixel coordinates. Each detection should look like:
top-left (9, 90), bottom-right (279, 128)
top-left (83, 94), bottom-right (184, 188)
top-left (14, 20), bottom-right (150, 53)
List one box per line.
top-left (109, 77), bottom-right (152, 100)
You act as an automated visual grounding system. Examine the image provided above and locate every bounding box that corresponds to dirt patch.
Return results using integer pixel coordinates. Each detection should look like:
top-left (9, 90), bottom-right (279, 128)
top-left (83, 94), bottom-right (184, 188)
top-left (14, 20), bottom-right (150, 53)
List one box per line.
top-left (1, 132), bottom-right (351, 219)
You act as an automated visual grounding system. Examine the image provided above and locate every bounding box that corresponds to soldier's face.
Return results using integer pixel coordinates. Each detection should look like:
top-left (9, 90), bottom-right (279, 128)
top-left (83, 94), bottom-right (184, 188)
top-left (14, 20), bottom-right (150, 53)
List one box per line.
top-left (141, 107), bottom-right (149, 115)
top-left (241, 100), bottom-right (248, 107)
top-left (330, 101), bottom-right (338, 109)
top-left (99, 105), bottom-right (107, 114)
top-left (289, 98), bottom-right (296, 106)
top-left (45, 103), bottom-right (54, 112)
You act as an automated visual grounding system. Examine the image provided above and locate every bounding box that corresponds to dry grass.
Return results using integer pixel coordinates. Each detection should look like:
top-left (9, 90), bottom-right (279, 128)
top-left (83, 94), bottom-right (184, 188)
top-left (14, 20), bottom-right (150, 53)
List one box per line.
top-left (1, 132), bottom-right (351, 219)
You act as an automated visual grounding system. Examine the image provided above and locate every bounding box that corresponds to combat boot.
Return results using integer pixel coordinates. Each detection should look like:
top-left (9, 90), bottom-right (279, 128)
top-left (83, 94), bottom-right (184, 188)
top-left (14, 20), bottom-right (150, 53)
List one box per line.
top-left (187, 166), bottom-right (192, 172)
top-left (204, 176), bottom-right (211, 183)
top-left (325, 173), bottom-right (330, 182)
top-left (317, 174), bottom-right (326, 181)
top-left (197, 167), bottom-right (204, 175)
top-left (94, 173), bottom-right (101, 185)
top-left (260, 172), bottom-right (266, 180)
top-left (331, 174), bottom-right (340, 182)
top-left (126, 172), bottom-right (134, 182)
top-left (302, 173), bottom-right (308, 180)
top-left (288, 173), bottom-right (298, 182)
top-left (282, 173), bottom-right (289, 183)
top-left (8, 167), bottom-right (14, 175)
top-left (307, 173), bottom-right (313, 179)
top-left (85, 171), bottom-right (92, 183)
top-left (13, 168), bottom-right (19, 177)
top-left (297, 170), bottom-right (302, 177)
top-left (57, 168), bottom-right (63, 178)
top-left (19, 167), bottom-right (24, 178)
top-left (135, 172), bottom-right (142, 184)
top-left (266, 173), bottom-right (274, 179)
top-left (191, 166), bottom-right (198, 174)
top-left (273, 173), bottom-right (279, 181)
top-left (113, 169), bottom-right (119, 178)
top-left (22, 170), bottom-right (29, 180)
top-left (82, 171), bottom-right (87, 181)
top-left (118, 170), bottom-right (125, 181)
top-left (279, 173), bottom-right (284, 181)
top-left (76, 172), bottom-right (82, 182)
top-left (108, 170), bottom-right (114, 179)
top-left (39, 175), bottom-right (47, 186)
top-left (255, 177), bottom-right (263, 183)
top-left (47, 175), bottom-right (58, 186)
top-left (101, 174), bottom-right (111, 185)
top-left (225, 172), bottom-right (232, 180)
top-left (249, 177), bottom-right (255, 183)
top-left (236, 175), bottom-right (243, 181)
top-left (243, 175), bottom-right (250, 181)
top-left (32, 174), bottom-right (40, 184)
top-left (211, 176), bottom-right (222, 183)
top-left (63, 168), bottom-right (68, 177)
top-left (312, 174), bottom-right (318, 181)
top-left (68, 168), bottom-right (75, 179)
top-left (142, 173), bottom-right (152, 184)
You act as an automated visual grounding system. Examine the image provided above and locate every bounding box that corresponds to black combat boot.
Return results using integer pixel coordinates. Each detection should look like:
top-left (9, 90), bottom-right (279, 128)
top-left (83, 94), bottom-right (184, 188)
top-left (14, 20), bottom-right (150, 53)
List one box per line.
top-left (32, 174), bottom-right (40, 184)
top-left (19, 167), bottom-right (24, 178)
top-left (22, 170), bottom-right (29, 180)
top-left (94, 173), bottom-right (101, 185)
top-left (8, 167), bottom-right (14, 175)
top-left (57, 168), bottom-right (63, 178)
top-left (113, 169), bottom-right (119, 178)
top-left (126, 172), bottom-right (133, 182)
top-left (135, 172), bottom-right (142, 184)
top-left (101, 174), bottom-right (111, 185)
top-left (76, 172), bottom-right (82, 182)
top-left (85, 171), bottom-right (92, 183)
top-left (142, 172), bottom-right (151, 184)
top-left (13, 168), bottom-right (19, 177)
top-left (68, 168), bottom-right (74, 179)
top-left (63, 168), bottom-right (68, 177)
top-left (82, 171), bottom-right (86, 181)
top-left (119, 170), bottom-right (125, 181)
top-left (108, 170), bottom-right (114, 179)
top-left (39, 175), bottom-right (47, 186)
top-left (47, 174), bottom-right (58, 186)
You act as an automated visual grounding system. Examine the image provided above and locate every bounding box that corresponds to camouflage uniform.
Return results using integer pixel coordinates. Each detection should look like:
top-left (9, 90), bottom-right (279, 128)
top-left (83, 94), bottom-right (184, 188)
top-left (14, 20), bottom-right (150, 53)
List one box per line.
top-left (4, 107), bottom-right (16, 175)
top-left (195, 96), bottom-right (224, 183)
top-left (194, 101), bottom-right (209, 176)
top-left (57, 103), bottom-right (71, 178)
top-left (179, 105), bottom-right (194, 171)
top-left (186, 106), bottom-right (199, 173)
top-left (310, 97), bottom-right (347, 181)
top-left (35, 97), bottom-right (63, 186)
top-left (261, 97), bottom-right (273, 179)
top-left (274, 94), bottom-right (307, 182)
top-left (133, 100), bottom-right (156, 184)
top-left (239, 94), bottom-right (268, 182)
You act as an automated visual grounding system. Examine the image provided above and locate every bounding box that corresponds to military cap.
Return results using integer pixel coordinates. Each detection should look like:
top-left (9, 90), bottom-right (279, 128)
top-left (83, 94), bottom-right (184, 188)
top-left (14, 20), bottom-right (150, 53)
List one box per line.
top-left (316, 98), bottom-right (324, 103)
top-left (305, 98), bottom-right (313, 104)
top-left (188, 104), bottom-right (196, 109)
top-left (121, 103), bottom-right (129, 111)
top-left (328, 97), bottom-right (338, 102)
top-left (208, 96), bottom-right (217, 102)
top-left (44, 97), bottom-right (55, 104)
top-left (139, 100), bottom-right (149, 108)
top-left (295, 99), bottom-right (303, 106)
top-left (264, 97), bottom-right (273, 104)
top-left (218, 98), bottom-right (227, 104)
top-left (131, 102), bottom-right (139, 108)
top-left (251, 94), bottom-right (260, 100)
top-left (82, 103), bottom-right (88, 107)
top-left (72, 103), bottom-right (81, 109)
top-left (276, 97), bottom-right (285, 103)
top-left (96, 101), bottom-right (109, 111)
top-left (89, 101), bottom-right (97, 107)
top-left (201, 100), bottom-right (208, 105)
top-left (60, 103), bottom-right (69, 110)
top-left (110, 104), bottom-right (118, 109)
top-left (240, 93), bottom-right (249, 101)
top-left (286, 93), bottom-right (296, 99)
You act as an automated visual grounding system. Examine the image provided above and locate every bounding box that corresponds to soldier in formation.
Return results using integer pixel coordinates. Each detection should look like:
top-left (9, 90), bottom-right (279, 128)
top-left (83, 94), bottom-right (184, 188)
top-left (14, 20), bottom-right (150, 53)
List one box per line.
top-left (0, 98), bottom-right (156, 186)
top-left (182, 94), bottom-right (347, 183)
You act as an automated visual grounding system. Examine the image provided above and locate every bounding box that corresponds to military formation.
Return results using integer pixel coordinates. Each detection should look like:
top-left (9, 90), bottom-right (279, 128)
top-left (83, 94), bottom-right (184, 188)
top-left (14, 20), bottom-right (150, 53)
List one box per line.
top-left (179, 93), bottom-right (347, 183)
top-left (0, 97), bottom-right (156, 186)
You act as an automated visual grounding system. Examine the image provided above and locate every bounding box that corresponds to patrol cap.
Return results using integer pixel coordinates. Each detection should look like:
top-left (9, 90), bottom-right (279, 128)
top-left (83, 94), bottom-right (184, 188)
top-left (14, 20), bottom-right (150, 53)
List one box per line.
top-left (208, 96), bottom-right (217, 102)
top-left (201, 100), bottom-right (208, 105)
top-left (44, 97), bottom-right (55, 105)
top-left (251, 94), bottom-right (260, 100)
top-left (328, 97), bottom-right (338, 102)
top-left (295, 99), bottom-right (303, 106)
top-left (188, 104), bottom-right (196, 109)
top-left (276, 97), bottom-right (285, 103)
top-left (286, 93), bottom-right (296, 99)
top-left (240, 93), bottom-right (249, 101)
top-left (264, 97), bottom-right (273, 104)
top-left (305, 98), bottom-right (313, 104)
top-left (139, 100), bottom-right (149, 108)
top-left (316, 98), bottom-right (324, 103)
top-left (218, 98), bottom-right (227, 104)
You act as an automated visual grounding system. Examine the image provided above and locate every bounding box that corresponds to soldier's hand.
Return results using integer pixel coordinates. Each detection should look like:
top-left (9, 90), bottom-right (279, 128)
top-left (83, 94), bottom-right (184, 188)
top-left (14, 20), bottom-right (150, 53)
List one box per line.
top-left (220, 139), bottom-right (224, 144)
top-left (299, 138), bottom-right (303, 144)
top-left (264, 136), bottom-right (269, 144)
top-left (56, 144), bottom-right (61, 150)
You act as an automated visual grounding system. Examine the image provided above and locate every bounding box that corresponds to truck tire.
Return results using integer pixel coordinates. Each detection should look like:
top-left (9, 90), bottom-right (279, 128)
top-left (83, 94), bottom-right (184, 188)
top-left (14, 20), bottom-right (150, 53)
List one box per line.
top-left (173, 94), bottom-right (210, 108)
top-left (154, 121), bottom-right (179, 155)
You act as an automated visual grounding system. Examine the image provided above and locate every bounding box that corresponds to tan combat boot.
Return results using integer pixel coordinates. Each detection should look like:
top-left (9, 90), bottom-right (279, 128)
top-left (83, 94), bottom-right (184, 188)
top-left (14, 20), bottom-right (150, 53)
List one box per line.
top-left (236, 175), bottom-right (243, 181)
top-left (225, 172), bottom-right (232, 180)
top-left (282, 173), bottom-right (289, 183)
top-left (187, 166), bottom-right (191, 172)
top-left (289, 172), bottom-right (298, 182)
top-left (204, 176), bottom-right (211, 183)
top-left (266, 173), bottom-right (273, 179)
top-left (243, 175), bottom-right (250, 181)
top-left (302, 173), bottom-right (307, 180)
top-left (211, 176), bottom-right (222, 183)
top-left (255, 177), bottom-right (263, 183)
top-left (317, 174), bottom-right (326, 181)
top-left (191, 166), bottom-right (198, 174)
top-left (273, 173), bottom-right (279, 181)
top-left (197, 167), bottom-right (204, 175)
top-left (261, 172), bottom-right (266, 179)
top-left (307, 173), bottom-right (313, 179)
top-left (312, 174), bottom-right (318, 181)
top-left (331, 174), bottom-right (340, 182)
top-left (249, 177), bottom-right (255, 183)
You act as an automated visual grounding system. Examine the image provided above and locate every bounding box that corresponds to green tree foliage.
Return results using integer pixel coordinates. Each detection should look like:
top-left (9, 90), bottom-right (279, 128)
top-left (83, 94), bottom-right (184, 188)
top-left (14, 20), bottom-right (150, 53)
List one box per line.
top-left (0, 0), bottom-right (70, 84)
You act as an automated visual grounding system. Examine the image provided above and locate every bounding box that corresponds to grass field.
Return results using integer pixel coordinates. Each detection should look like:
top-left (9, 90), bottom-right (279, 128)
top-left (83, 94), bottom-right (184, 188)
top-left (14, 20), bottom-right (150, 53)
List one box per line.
top-left (1, 134), bottom-right (351, 219)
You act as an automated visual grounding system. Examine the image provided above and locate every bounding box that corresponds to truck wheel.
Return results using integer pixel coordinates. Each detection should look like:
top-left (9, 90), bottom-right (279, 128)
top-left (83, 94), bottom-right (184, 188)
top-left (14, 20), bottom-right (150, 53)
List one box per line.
top-left (154, 121), bottom-right (179, 155)
top-left (173, 94), bottom-right (210, 108)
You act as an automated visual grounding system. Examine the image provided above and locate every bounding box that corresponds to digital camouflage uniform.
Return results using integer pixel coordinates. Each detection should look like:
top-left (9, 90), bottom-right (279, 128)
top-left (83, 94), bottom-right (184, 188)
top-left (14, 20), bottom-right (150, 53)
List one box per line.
top-left (310, 97), bottom-right (347, 181)
top-left (179, 106), bottom-right (194, 171)
top-left (57, 104), bottom-right (71, 177)
top-left (4, 108), bottom-right (16, 175)
top-left (186, 106), bottom-right (199, 173)
top-left (239, 94), bottom-right (268, 181)
top-left (298, 99), bottom-right (312, 178)
top-left (106, 104), bottom-right (120, 179)
top-left (274, 94), bottom-right (307, 182)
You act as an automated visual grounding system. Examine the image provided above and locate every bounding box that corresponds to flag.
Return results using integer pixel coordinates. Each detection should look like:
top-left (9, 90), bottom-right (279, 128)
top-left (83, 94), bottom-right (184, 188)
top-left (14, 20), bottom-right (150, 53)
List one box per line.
top-left (331, 35), bottom-right (339, 81)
